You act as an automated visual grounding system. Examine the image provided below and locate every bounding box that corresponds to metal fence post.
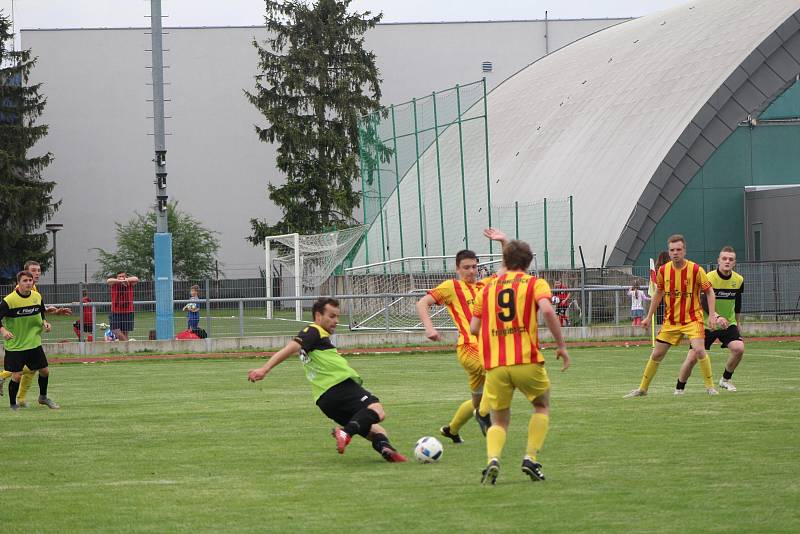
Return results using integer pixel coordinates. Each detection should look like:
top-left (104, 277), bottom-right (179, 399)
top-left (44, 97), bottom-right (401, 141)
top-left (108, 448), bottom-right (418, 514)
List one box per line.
top-left (78, 282), bottom-right (85, 355)
top-left (543, 197), bottom-right (549, 269)
top-left (239, 299), bottom-right (245, 337)
top-left (412, 97), bottom-right (425, 258)
top-left (588, 290), bottom-right (593, 326)
top-left (482, 77), bottom-right (493, 254)
top-left (205, 279), bottom-right (212, 338)
top-left (569, 195), bottom-right (575, 269)
top-left (390, 105), bottom-right (405, 259)
top-left (432, 90), bottom-right (446, 259)
top-left (383, 295), bottom-right (390, 332)
top-left (614, 290), bottom-right (619, 325)
top-left (456, 84), bottom-right (469, 248)
top-left (580, 268), bottom-right (587, 328)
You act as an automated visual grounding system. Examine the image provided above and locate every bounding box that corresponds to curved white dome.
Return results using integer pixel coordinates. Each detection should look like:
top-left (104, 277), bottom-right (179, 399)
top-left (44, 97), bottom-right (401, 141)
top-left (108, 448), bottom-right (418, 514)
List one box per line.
top-left (359, 0), bottom-right (800, 267)
top-left (488, 0), bottom-right (800, 265)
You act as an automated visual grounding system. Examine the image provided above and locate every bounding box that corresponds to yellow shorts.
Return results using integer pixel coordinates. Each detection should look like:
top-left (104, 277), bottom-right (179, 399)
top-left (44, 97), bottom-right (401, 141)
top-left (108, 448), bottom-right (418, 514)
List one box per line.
top-left (657, 321), bottom-right (705, 346)
top-left (484, 363), bottom-right (550, 411)
top-left (457, 344), bottom-right (485, 394)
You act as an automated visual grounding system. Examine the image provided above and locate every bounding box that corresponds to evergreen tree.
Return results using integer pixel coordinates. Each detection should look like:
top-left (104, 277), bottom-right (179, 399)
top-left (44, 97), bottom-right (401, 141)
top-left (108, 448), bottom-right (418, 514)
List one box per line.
top-left (246, 0), bottom-right (382, 244)
top-left (0, 12), bottom-right (59, 282)
top-left (95, 202), bottom-right (221, 281)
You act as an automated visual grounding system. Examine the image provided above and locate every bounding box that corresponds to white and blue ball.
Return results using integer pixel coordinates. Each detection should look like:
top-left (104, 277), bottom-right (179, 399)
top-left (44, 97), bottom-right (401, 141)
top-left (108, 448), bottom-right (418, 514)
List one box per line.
top-left (414, 436), bottom-right (443, 463)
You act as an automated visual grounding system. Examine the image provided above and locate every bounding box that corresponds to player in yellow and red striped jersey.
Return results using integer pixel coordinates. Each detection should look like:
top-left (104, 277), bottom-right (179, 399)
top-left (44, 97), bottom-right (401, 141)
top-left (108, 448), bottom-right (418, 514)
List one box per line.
top-left (416, 246), bottom-right (499, 443)
top-left (624, 235), bottom-right (724, 398)
top-left (469, 239), bottom-right (570, 485)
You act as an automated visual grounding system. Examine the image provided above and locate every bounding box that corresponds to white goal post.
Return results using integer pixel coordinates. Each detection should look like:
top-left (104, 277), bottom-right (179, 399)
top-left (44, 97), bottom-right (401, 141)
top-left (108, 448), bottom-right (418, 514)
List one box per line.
top-left (264, 226), bottom-right (367, 322)
top-left (265, 233), bottom-right (302, 321)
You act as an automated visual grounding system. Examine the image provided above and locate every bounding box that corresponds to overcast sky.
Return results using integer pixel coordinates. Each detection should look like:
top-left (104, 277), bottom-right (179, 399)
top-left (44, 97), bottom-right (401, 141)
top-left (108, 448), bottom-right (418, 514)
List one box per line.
top-left (3, 0), bottom-right (691, 33)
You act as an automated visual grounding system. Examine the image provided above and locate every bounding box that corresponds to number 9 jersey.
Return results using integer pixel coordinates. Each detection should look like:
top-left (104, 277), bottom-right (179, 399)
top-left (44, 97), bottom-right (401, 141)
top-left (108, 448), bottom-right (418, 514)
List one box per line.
top-left (472, 273), bottom-right (552, 370)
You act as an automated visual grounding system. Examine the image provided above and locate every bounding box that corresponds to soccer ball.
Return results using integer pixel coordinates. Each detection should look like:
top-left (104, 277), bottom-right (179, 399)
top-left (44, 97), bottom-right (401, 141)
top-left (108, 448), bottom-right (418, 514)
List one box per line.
top-left (414, 436), bottom-right (443, 463)
top-left (187, 303), bottom-right (199, 312)
top-left (551, 296), bottom-right (561, 305)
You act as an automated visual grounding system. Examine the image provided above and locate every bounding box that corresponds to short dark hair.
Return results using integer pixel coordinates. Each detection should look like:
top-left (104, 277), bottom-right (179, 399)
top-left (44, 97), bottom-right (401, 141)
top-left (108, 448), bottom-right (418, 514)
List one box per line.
top-left (503, 240), bottom-right (534, 271)
top-left (455, 249), bottom-right (478, 267)
top-left (23, 260), bottom-right (39, 270)
top-left (17, 270), bottom-right (33, 282)
top-left (117, 271), bottom-right (127, 277)
top-left (312, 297), bottom-right (340, 318)
top-left (667, 234), bottom-right (686, 246)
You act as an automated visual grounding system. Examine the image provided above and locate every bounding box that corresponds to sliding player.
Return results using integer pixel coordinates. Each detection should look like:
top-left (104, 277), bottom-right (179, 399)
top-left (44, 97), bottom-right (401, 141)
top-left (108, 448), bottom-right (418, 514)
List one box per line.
top-left (248, 297), bottom-right (406, 462)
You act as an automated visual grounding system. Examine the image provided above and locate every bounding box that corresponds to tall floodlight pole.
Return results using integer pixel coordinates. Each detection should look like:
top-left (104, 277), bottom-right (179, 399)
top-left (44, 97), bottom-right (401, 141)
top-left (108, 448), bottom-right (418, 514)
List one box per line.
top-left (150, 0), bottom-right (174, 339)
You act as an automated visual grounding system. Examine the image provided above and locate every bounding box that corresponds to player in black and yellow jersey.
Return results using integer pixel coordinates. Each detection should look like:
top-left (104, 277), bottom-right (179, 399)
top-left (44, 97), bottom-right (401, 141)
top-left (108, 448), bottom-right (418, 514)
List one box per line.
top-left (0, 260), bottom-right (70, 404)
top-left (676, 246), bottom-right (745, 393)
top-left (0, 271), bottom-right (60, 411)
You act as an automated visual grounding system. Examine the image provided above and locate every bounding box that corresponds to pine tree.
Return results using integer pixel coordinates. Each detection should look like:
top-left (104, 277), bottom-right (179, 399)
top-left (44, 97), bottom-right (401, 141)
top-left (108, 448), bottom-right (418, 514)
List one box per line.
top-left (0, 12), bottom-right (58, 282)
top-left (246, 0), bottom-right (382, 244)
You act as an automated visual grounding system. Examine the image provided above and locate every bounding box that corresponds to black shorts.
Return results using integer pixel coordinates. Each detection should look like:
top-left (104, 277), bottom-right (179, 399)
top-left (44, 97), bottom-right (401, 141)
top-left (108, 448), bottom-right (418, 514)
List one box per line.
top-left (315, 378), bottom-right (379, 426)
top-left (705, 325), bottom-right (743, 350)
top-left (111, 312), bottom-right (134, 332)
top-left (3, 346), bottom-right (48, 372)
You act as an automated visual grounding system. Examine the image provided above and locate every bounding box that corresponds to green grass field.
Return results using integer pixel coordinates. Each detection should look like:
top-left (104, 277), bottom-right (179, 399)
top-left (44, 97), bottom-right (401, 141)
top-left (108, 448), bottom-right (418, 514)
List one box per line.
top-left (3, 341), bottom-right (798, 533)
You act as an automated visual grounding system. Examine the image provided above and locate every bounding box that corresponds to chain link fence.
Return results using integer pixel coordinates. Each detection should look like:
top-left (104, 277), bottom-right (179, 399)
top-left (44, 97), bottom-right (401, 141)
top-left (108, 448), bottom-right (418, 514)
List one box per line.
top-left (1, 260), bottom-right (797, 344)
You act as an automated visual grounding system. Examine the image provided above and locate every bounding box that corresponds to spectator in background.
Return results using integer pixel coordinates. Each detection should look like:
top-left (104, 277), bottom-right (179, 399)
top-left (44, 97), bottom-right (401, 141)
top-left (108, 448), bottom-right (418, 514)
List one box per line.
top-left (107, 272), bottom-right (139, 341)
top-left (72, 288), bottom-right (94, 341)
top-left (183, 285), bottom-right (201, 331)
top-left (628, 280), bottom-right (650, 327)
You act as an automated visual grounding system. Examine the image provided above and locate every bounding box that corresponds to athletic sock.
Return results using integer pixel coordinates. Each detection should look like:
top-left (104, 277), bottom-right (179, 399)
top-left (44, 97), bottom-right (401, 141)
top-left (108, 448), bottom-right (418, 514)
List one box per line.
top-left (343, 408), bottom-right (380, 437)
top-left (526, 413), bottom-right (550, 461)
top-left (675, 380), bottom-right (687, 390)
top-left (698, 356), bottom-right (714, 389)
top-left (18, 369), bottom-right (34, 403)
top-left (8, 379), bottom-right (19, 406)
top-left (38, 374), bottom-right (49, 397)
top-left (638, 358), bottom-right (660, 391)
top-left (723, 369), bottom-right (733, 380)
top-left (371, 433), bottom-right (392, 454)
top-left (486, 426), bottom-right (507, 462)
top-left (448, 400), bottom-right (474, 434)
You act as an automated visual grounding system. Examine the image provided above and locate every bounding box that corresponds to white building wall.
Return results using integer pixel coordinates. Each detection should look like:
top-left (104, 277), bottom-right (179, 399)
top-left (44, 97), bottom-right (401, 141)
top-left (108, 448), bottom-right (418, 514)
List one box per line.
top-left (22, 18), bottom-right (627, 282)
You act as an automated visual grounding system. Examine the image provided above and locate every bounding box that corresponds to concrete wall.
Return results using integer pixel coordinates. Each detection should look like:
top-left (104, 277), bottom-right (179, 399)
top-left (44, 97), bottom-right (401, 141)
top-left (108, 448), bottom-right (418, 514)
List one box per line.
top-left (745, 186), bottom-right (800, 261)
top-left (21, 18), bottom-right (627, 283)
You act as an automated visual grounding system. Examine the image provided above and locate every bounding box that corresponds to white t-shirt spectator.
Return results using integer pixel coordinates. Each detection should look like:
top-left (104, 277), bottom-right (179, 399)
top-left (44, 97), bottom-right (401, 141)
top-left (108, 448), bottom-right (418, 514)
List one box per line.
top-left (628, 289), bottom-right (649, 311)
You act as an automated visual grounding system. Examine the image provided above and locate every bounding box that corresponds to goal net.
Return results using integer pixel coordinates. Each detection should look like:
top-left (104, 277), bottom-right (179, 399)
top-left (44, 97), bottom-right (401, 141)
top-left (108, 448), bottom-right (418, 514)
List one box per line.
top-left (266, 226), bottom-right (366, 320)
top-left (343, 254), bottom-right (508, 331)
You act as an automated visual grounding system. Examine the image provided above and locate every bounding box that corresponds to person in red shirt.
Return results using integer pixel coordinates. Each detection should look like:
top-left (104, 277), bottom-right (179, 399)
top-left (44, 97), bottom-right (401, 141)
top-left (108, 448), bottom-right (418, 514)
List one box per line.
top-left (107, 272), bottom-right (139, 341)
top-left (72, 289), bottom-right (94, 341)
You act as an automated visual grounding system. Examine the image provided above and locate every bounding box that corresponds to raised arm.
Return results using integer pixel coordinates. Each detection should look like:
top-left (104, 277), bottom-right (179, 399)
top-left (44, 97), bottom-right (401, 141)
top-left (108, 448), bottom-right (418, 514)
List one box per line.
top-left (248, 340), bottom-right (302, 382)
top-left (483, 227), bottom-right (510, 247)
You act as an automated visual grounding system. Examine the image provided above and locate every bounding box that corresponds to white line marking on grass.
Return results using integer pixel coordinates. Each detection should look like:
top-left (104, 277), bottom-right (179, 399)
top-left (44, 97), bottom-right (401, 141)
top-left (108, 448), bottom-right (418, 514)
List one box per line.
top-left (0, 479), bottom-right (178, 491)
top-left (759, 353), bottom-right (800, 360)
